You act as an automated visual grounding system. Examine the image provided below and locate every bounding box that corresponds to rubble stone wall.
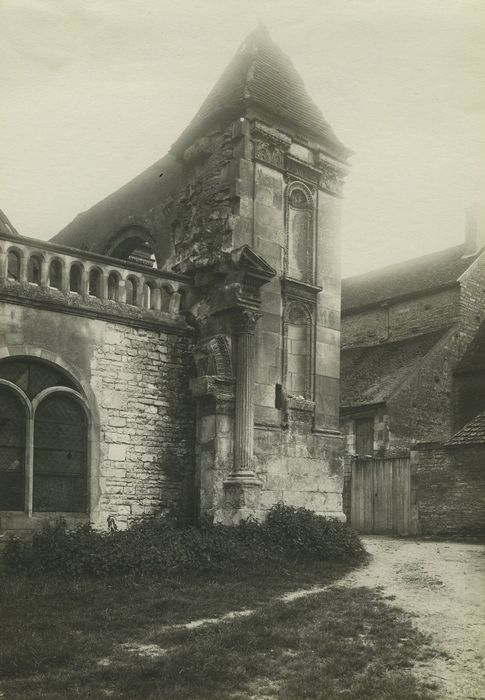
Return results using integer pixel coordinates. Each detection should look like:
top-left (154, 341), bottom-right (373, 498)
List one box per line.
top-left (0, 300), bottom-right (195, 532)
top-left (411, 442), bottom-right (485, 535)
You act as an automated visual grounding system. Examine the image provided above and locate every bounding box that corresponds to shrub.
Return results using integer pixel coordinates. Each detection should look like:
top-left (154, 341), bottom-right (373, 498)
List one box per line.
top-left (264, 503), bottom-right (367, 560)
top-left (2, 504), bottom-right (366, 578)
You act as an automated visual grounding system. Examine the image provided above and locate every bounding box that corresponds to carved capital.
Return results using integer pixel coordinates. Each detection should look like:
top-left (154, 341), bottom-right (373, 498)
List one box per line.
top-left (316, 155), bottom-right (348, 196)
top-left (252, 122), bottom-right (291, 170)
top-left (231, 308), bottom-right (261, 335)
top-left (254, 139), bottom-right (287, 169)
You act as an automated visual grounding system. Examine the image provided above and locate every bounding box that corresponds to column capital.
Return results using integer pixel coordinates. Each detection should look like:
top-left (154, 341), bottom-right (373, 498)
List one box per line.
top-left (231, 308), bottom-right (261, 336)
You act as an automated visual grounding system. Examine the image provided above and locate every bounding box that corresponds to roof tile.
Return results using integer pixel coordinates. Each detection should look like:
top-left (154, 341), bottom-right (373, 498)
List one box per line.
top-left (341, 328), bottom-right (451, 408)
top-left (446, 411), bottom-right (485, 446)
top-left (342, 244), bottom-right (477, 313)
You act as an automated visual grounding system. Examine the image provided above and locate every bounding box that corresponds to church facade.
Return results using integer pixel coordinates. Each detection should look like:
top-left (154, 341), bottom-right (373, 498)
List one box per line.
top-left (0, 29), bottom-right (350, 533)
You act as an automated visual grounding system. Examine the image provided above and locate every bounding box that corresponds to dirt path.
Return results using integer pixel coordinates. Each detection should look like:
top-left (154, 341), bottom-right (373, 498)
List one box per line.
top-left (343, 536), bottom-right (485, 700)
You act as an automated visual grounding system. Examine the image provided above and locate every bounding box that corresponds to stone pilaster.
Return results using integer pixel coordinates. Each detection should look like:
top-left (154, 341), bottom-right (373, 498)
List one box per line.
top-left (221, 308), bottom-right (263, 523)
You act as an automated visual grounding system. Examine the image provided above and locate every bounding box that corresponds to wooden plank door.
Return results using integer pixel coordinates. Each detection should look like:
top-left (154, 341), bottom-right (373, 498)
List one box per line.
top-left (392, 457), bottom-right (411, 535)
top-left (373, 458), bottom-right (393, 533)
top-left (350, 459), bottom-right (373, 532)
top-left (350, 457), bottom-right (411, 535)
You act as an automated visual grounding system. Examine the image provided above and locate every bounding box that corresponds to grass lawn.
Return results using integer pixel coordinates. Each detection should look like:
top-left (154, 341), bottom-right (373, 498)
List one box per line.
top-left (0, 560), bottom-right (440, 700)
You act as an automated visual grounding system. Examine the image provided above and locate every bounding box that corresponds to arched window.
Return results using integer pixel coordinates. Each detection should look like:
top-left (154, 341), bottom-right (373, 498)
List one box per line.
top-left (7, 250), bottom-right (21, 282)
top-left (89, 268), bottom-right (101, 298)
top-left (0, 386), bottom-right (26, 511)
top-left (27, 256), bottom-right (42, 285)
top-left (34, 394), bottom-right (87, 512)
top-left (283, 302), bottom-right (312, 399)
top-left (143, 281), bottom-right (157, 309)
top-left (108, 272), bottom-right (119, 301)
top-left (106, 228), bottom-right (158, 269)
top-left (286, 183), bottom-right (314, 283)
top-left (69, 264), bottom-right (83, 293)
top-left (0, 358), bottom-right (88, 515)
top-left (48, 259), bottom-right (62, 289)
top-left (161, 285), bottom-right (172, 312)
top-left (125, 276), bottom-right (138, 306)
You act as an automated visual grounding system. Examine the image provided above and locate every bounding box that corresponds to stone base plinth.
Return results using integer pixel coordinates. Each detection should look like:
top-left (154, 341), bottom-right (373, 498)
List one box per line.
top-left (216, 475), bottom-right (263, 525)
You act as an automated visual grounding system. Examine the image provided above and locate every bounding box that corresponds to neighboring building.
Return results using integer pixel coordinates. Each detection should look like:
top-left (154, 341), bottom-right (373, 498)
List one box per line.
top-left (340, 206), bottom-right (485, 458)
top-left (0, 28), bottom-right (350, 535)
top-left (410, 315), bottom-right (485, 536)
top-left (410, 409), bottom-right (485, 536)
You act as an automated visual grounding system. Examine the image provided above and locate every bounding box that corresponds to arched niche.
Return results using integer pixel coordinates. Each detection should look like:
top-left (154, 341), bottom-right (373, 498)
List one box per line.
top-left (282, 301), bottom-right (313, 399)
top-left (285, 181), bottom-right (315, 284)
top-left (105, 226), bottom-right (158, 269)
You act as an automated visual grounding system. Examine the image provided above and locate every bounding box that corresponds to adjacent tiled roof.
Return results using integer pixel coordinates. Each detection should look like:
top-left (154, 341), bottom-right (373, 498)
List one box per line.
top-left (341, 327), bottom-right (451, 408)
top-left (341, 244), bottom-right (478, 314)
top-left (454, 320), bottom-right (485, 374)
top-left (171, 26), bottom-right (349, 157)
top-left (0, 209), bottom-right (20, 237)
top-left (446, 411), bottom-right (485, 446)
top-left (52, 153), bottom-right (183, 253)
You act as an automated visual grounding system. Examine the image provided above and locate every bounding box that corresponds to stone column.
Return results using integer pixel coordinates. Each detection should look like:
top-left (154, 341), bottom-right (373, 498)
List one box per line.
top-left (232, 309), bottom-right (259, 476)
top-left (222, 308), bottom-right (262, 523)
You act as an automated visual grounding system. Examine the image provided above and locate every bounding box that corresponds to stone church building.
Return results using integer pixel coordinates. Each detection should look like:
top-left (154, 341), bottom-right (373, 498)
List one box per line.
top-left (0, 28), bottom-right (350, 534)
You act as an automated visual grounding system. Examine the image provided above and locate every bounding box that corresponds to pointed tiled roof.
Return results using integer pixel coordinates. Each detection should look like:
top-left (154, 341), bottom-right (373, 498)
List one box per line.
top-left (53, 28), bottom-right (348, 254)
top-left (342, 244), bottom-right (481, 314)
top-left (171, 26), bottom-right (349, 158)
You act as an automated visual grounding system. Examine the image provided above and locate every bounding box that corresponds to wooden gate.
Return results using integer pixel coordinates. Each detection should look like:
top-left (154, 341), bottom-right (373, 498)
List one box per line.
top-left (350, 457), bottom-right (413, 535)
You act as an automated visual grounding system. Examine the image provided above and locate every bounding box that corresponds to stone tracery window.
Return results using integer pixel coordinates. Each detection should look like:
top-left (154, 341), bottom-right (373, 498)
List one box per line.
top-left (48, 259), bottom-right (62, 290)
top-left (89, 268), bottom-right (102, 298)
top-left (7, 250), bottom-right (21, 281)
top-left (125, 276), bottom-right (138, 306)
top-left (69, 263), bottom-right (83, 293)
top-left (27, 256), bottom-right (42, 285)
top-left (0, 358), bottom-right (88, 514)
top-left (285, 182), bottom-right (314, 283)
top-left (108, 272), bottom-right (120, 301)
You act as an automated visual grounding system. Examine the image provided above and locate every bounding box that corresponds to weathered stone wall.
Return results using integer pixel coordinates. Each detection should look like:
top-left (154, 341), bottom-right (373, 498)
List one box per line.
top-left (341, 287), bottom-right (460, 348)
top-left (454, 371), bottom-right (485, 431)
top-left (234, 124), bottom-right (345, 517)
top-left (0, 299), bottom-right (195, 531)
top-left (411, 442), bottom-right (485, 535)
top-left (168, 124), bottom-right (245, 272)
top-left (255, 420), bottom-right (343, 518)
top-left (386, 327), bottom-right (459, 448)
top-left (459, 250), bottom-right (485, 348)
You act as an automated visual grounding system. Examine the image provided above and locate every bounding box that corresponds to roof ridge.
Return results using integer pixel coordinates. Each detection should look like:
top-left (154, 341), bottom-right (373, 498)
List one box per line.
top-left (343, 243), bottom-right (467, 284)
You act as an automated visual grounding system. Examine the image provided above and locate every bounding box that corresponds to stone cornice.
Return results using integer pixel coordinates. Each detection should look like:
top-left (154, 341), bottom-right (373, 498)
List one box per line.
top-left (281, 277), bottom-right (322, 303)
top-left (0, 287), bottom-right (193, 336)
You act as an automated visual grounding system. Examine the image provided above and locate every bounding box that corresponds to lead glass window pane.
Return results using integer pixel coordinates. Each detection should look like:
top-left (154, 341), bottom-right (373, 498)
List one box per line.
top-left (33, 394), bottom-right (87, 512)
top-left (0, 388), bottom-right (25, 511)
top-left (0, 360), bottom-right (76, 400)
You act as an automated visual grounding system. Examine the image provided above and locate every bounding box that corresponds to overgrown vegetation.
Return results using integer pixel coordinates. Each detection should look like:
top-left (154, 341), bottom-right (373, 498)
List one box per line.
top-left (0, 507), bottom-right (440, 699)
top-left (2, 503), bottom-right (367, 578)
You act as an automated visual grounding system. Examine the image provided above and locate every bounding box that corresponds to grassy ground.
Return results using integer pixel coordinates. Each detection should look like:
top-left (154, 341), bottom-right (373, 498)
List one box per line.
top-left (0, 561), bottom-right (440, 700)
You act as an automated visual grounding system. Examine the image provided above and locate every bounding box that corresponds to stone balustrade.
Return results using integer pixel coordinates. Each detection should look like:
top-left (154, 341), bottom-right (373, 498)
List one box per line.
top-left (0, 232), bottom-right (190, 319)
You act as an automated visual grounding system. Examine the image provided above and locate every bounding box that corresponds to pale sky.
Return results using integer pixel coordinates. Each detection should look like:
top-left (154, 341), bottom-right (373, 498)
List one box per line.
top-left (1, 0), bottom-right (484, 276)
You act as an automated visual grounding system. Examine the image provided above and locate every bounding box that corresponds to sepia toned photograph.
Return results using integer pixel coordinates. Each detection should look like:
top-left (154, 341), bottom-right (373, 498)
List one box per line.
top-left (0, 1), bottom-right (484, 698)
